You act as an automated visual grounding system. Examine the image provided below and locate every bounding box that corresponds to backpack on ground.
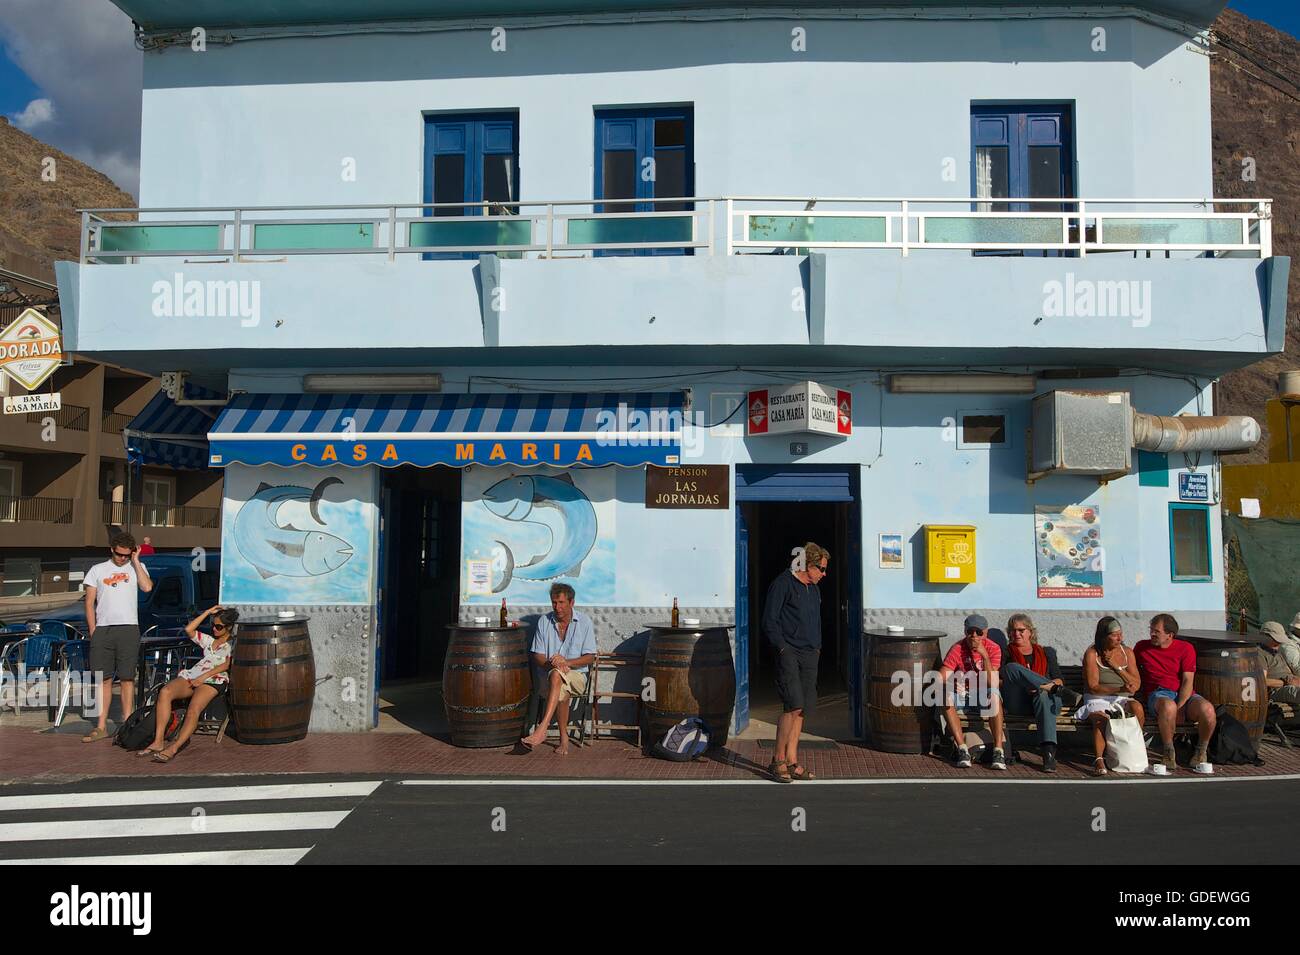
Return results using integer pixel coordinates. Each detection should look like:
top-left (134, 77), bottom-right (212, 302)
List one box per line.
top-left (650, 717), bottom-right (710, 761)
top-left (1207, 707), bottom-right (1262, 766)
top-left (112, 685), bottom-right (181, 750)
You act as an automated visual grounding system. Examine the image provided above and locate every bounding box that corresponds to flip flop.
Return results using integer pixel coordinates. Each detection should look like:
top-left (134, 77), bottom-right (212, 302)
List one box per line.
top-left (151, 751), bottom-right (174, 763)
top-left (81, 727), bottom-right (109, 743)
top-left (789, 763), bottom-right (817, 781)
top-left (136, 746), bottom-right (164, 758)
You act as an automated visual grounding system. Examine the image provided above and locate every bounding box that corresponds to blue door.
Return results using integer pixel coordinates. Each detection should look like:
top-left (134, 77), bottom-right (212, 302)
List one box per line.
top-left (971, 104), bottom-right (1074, 256)
top-left (734, 502), bottom-right (751, 734)
top-left (594, 107), bottom-right (693, 256)
top-left (423, 113), bottom-right (519, 260)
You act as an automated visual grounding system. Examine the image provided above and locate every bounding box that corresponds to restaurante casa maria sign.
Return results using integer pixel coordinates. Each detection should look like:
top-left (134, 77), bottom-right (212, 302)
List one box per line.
top-left (645, 465), bottom-right (729, 509)
top-left (0, 308), bottom-right (63, 391)
top-left (747, 381), bottom-right (851, 437)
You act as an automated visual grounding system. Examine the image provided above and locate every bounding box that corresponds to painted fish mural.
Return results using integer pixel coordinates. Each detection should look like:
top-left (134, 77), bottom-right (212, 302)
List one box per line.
top-left (482, 472), bottom-right (597, 591)
top-left (232, 477), bottom-right (354, 580)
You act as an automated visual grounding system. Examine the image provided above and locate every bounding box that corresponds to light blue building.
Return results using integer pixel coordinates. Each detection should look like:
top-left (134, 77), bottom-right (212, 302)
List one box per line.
top-left (57, 0), bottom-right (1285, 737)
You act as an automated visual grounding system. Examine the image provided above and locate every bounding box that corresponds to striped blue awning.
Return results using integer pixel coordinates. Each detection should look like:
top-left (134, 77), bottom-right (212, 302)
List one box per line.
top-left (207, 392), bottom-right (685, 468)
top-left (124, 384), bottom-right (224, 470)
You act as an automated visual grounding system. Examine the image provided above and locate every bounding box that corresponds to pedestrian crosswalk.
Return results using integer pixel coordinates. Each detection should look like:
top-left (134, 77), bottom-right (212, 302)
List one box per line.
top-left (0, 780), bottom-right (382, 865)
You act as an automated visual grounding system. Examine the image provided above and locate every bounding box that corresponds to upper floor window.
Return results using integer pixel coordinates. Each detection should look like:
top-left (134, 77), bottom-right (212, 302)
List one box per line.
top-left (970, 104), bottom-right (1074, 212)
top-left (594, 106), bottom-right (693, 256)
top-left (422, 113), bottom-right (519, 259)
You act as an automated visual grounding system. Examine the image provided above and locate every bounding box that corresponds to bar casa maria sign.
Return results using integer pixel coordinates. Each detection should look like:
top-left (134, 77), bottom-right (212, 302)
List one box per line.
top-left (747, 381), bottom-right (851, 437)
top-left (0, 308), bottom-right (63, 391)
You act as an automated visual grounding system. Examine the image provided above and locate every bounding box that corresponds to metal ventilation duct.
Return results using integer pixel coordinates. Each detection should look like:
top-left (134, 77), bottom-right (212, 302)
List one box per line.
top-left (1131, 412), bottom-right (1258, 454)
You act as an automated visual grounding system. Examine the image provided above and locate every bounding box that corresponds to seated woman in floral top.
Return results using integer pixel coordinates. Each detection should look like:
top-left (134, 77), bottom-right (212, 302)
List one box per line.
top-left (141, 605), bottom-right (239, 762)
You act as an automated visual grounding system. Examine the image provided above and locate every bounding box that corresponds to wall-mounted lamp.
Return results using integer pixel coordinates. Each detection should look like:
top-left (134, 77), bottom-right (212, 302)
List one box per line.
top-left (886, 373), bottom-right (1036, 395)
top-left (302, 373), bottom-right (444, 393)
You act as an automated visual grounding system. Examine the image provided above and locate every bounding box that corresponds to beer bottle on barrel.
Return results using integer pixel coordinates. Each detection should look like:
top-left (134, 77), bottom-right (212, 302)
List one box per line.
top-left (500, 598), bottom-right (509, 628)
top-left (1238, 607), bottom-right (1248, 635)
top-left (671, 597), bottom-right (680, 628)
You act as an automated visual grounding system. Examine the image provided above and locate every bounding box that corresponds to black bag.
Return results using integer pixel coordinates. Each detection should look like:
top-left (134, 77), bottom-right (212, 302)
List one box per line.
top-left (1207, 707), bottom-right (1263, 766)
top-left (650, 717), bottom-right (710, 761)
top-left (113, 705), bottom-right (158, 750)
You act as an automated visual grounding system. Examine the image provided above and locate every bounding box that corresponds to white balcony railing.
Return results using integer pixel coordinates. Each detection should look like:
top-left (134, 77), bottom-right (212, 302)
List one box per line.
top-left (79, 196), bottom-right (1272, 263)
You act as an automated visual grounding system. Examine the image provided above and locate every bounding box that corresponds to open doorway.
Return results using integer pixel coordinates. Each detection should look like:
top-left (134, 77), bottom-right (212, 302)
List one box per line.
top-left (734, 465), bottom-right (862, 742)
top-left (376, 466), bottom-right (462, 733)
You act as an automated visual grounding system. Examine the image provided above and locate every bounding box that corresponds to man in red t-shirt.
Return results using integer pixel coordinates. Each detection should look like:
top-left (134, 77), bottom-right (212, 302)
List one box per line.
top-left (939, 614), bottom-right (1006, 770)
top-left (1133, 613), bottom-right (1216, 775)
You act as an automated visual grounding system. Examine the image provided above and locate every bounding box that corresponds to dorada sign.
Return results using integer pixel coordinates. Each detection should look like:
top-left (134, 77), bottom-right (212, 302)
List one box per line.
top-left (0, 308), bottom-right (63, 391)
top-left (3, 392), bottom-right (61, 415)
top-left (747, 381), bottom-right (851, 437)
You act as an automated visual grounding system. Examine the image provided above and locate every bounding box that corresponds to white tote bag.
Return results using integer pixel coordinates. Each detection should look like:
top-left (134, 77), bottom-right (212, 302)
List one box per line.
top-left (1103, 705), bottom-right (1148, 773)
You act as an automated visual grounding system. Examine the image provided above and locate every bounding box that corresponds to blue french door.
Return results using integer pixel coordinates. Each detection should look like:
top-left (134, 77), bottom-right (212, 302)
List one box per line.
top-left (971, 104), bottom-right (1073, 256)
top-left (594, 107), bottom-right (693, 256)
top-left (734, 502), bottom-right (750, 734)
top-left (422, 113), bottom-right (519, 260)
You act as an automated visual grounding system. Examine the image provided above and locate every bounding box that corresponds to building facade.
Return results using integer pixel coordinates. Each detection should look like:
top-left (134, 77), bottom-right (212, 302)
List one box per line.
top-left (1, 271), bottom-right (221, 597)
top-left (57, 0), bottom-right (1286, 735)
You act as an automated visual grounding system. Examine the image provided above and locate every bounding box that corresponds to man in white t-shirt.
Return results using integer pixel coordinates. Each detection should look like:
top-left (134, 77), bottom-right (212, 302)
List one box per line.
top-left (82, 533), bottom-right (154, 742)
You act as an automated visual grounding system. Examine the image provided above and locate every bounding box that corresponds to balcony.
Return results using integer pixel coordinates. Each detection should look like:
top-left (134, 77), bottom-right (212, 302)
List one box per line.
top-left (101, 500), bottom-right (220, 530)
top-left (101, 411), bottom-right (134, 435)
top-left (56, 195), bottom-right (1286, 378)
top-left (0, 495), bottom-right (74, 524)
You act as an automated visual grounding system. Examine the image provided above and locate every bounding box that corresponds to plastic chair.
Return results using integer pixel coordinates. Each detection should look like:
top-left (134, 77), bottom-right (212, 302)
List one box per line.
top-left (52, 639), bottom-right (91, 727)
top-left (0, 634), bottom-right (59, 713)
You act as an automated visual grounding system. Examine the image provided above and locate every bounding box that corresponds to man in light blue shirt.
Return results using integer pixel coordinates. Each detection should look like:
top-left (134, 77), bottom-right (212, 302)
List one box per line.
top-left (521, 582), bottom-right (597, 754)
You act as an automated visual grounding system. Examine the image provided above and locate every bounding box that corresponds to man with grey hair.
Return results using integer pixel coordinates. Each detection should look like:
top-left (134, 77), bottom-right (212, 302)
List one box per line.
top-left (1258, 620), bottom-right (1300, 705)
top-left (521, 582), bottom-right (597, 754)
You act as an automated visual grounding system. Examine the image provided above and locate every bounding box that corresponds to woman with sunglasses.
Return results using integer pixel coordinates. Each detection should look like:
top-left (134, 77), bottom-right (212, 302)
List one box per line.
top-left (141, 605), bottom-right (239, 762)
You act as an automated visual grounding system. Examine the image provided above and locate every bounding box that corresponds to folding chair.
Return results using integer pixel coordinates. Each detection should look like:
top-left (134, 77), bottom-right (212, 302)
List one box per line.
top-left (526, 665), bottom-right (595, 748)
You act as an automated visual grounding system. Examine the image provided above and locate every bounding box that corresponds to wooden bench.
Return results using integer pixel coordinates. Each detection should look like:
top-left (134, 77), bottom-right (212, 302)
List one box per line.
top-left (946, 665), bottom-right (1199, 759)
top-left (1269, 699), bottom-right (1300, 747)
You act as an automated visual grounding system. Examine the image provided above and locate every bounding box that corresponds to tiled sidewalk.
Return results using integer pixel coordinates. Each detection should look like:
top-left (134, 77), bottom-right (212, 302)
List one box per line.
top-left (3, 724), bottom-right (1298, 784)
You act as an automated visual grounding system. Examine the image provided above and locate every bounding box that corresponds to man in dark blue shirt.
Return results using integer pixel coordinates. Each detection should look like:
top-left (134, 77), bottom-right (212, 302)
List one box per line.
top-left (761, 541), bottom-right (828, 782)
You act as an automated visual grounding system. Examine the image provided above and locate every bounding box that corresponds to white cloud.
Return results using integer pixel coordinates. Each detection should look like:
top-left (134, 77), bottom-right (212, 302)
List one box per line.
top-left (11, 97), bottom-right (54, 129)
top-left (0, 0), bottom-right (141, 198)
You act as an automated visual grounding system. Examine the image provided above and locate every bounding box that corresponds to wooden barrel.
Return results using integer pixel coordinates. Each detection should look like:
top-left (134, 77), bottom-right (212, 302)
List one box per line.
top-left (1190, 639), bottom-right (1268, 743)
top-left (229, 616), bottom-right (315, 745)
top-left (442, 624), bottom-right (530, 748)
top-left (643, 625), bottom-right (735, 748)
top-left (864, 630), bottom-right (943, 754)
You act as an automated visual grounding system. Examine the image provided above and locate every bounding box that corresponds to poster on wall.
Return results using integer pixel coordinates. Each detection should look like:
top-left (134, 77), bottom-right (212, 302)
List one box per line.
top-left (1034, 504), bottom-right (1103, 598)
top-left (461, 464), bottom-right (616, 605)
top-left (879, 533), bottom-right (904, 569)
top-left (220, 463), bottom-right (376, 605)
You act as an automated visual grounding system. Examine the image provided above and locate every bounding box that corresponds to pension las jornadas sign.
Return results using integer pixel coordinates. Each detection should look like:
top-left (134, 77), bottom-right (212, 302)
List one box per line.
top-left (747, 381), bottom-right (851, 436)
top-left (0, 308), bottom-right (63, 391)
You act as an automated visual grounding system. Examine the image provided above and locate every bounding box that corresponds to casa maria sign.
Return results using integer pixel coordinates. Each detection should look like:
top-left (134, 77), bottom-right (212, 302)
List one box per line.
top-left (747, 381), bottom-right (851, 437)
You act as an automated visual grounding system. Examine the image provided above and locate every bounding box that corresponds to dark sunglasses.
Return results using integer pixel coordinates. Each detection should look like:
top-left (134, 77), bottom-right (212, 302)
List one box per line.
top-left (111, 550), bottom-right (132, 558)
top-left (814, 564), bottom-right (829, 573)
top-left (965, 627), bottom-right (986, 635)
top-left (212, 623), bottom-right (228, 633)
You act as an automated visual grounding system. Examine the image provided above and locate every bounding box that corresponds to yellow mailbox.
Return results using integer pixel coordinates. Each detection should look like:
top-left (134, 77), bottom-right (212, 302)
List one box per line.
top-left (923, 524), bottom-right (976, 584)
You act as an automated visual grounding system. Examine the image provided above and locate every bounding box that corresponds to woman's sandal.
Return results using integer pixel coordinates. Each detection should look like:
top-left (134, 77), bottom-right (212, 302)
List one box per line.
top-left (789, 763), bottom-right (817, 781)
top-left (151, 751), bottom-right (174, 763)
top-left (135, 746), bottom-right (164, 758)
top-left (769, 759), bottom-right (793, 783)
top-left (1093, 757), bottom-right (1108, 777)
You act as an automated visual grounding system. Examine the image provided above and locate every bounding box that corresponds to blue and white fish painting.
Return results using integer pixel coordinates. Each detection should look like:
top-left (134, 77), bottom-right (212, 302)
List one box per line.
top-left (232, 477), bottom-right (354, 580)
top-left (482, 472), bottom-right (597, 590)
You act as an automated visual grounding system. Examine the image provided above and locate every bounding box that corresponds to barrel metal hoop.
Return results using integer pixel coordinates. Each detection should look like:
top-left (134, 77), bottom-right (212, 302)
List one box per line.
top-left (236, 721), bottom-right (310, 734)
top-left (233, 654), bottom-right (314, 666)
top-left (236, 636), bottom-right (307, 646)
top-left (446, 697), bottom-right (530, 714)
top-left (230, 700), bottom-right (313, 710)
top-left (445, 663), bottom-right (528, 672)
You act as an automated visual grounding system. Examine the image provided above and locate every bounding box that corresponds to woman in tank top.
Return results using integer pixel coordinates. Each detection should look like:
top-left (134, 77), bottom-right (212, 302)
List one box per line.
top-left (1079, 616), bottom-right (1145, 775)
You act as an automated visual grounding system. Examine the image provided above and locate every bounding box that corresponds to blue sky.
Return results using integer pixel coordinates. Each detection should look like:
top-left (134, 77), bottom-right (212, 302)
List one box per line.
top-left (1229, 1), bottom-right (1300, 38)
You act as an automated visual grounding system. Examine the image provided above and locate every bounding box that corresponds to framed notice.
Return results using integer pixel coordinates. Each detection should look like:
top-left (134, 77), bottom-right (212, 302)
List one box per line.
top-left (1034, 504), bottom-right (1103, 598)
top-left (879, 534), bottom-right (905, 569)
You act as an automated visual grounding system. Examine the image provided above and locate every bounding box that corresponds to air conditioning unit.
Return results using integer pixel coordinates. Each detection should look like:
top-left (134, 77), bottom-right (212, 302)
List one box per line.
top-left (1030, 390), bottom-right (1132, 479)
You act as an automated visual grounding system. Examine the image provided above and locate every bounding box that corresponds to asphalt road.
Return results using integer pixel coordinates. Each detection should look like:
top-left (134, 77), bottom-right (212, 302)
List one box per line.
top-left (2, 773), bottom-right (1296, 865)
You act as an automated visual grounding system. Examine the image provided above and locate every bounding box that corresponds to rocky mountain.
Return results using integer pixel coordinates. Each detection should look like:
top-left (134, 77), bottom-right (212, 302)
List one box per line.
top-left (1212, 7), bottom-right (1300, 462)
top-left (0, 114), bottom-right (134, 283)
